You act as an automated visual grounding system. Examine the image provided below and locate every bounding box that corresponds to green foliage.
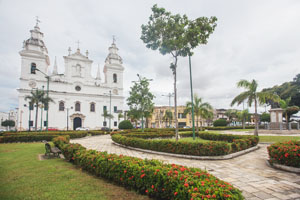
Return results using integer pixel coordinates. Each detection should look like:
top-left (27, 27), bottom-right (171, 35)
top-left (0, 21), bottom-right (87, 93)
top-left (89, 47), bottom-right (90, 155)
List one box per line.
top-left (262, 74), bottom-right (300, 107)
top-left (268, 141), bottom-right (300, 168)
top-left (0, 130), bottom-right (106, 143)
top-left (213, 119), bottom-right (227, 127)
top-left (1, 120), bottom-right (15, 127)
top-left (141, 4), bottom-right (217, 140)
top-left (260, 113), bottom-right (270, 122)
top-left (112, 131), bottom-right (258, 156)
top-left (127, 76), bottom-right (155, 132)
top-left (55, 136), bottom-right (244, 199)
top-left (184, 94), bottom-right (213, 132)
top-left (231, 79), bottom-right (280, 136)
top-left (118, 120), bottom-right (133, 129)
top-left (162, 110), bottom-right (173, 127)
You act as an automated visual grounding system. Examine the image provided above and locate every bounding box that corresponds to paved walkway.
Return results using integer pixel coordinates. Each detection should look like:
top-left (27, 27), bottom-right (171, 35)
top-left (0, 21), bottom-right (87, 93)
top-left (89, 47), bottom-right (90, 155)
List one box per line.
top-left (71, 135), bottom-right (300, 200)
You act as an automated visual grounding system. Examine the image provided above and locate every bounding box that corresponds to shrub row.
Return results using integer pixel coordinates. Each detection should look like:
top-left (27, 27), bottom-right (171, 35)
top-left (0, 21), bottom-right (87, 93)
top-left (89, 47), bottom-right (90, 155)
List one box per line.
top-left (112, 132), bottom-right (258, 156)
top-left (53, 136), bottom-right (244, 199)
top-left (267, 141), bottom-right (300, 168)
top-left (0, 130), bottom-right (106, 143)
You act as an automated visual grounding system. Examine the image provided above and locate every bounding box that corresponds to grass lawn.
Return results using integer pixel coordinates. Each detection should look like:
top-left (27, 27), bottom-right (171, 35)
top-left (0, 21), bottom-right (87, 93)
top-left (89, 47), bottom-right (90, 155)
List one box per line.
top-left (221, 129), bottom-right (254, 132)
top-left (172, 137), bottom-right (229, 143)
top-left (0, 143), bottom-right (150, 200)
top-left (258, 136), bottom-right (300, 143)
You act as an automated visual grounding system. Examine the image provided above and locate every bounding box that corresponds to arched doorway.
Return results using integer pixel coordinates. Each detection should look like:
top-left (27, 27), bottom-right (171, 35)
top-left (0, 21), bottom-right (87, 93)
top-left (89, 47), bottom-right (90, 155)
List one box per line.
top-left (73, 117), bottom-right (82, 130)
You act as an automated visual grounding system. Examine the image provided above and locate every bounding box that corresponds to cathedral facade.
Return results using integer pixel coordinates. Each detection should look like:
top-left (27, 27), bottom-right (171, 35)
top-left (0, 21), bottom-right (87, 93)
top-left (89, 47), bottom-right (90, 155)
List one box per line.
top-left (18, 22), bottom-right (124, 130)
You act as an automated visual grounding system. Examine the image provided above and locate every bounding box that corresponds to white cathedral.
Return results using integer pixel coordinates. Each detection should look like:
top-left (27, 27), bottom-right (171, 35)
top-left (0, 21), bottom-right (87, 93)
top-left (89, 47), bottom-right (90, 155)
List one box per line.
top-left (18, 22), bottom-right (124, 131)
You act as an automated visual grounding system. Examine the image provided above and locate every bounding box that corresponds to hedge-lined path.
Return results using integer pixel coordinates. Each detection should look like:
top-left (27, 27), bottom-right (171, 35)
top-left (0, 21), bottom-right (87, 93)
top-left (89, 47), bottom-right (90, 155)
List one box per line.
top-left (71, 135), bottom-right (300, 200)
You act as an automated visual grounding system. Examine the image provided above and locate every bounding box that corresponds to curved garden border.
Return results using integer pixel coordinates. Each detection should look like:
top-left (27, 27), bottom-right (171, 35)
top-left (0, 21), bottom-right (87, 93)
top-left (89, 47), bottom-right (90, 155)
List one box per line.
top-left (266, 160), bottom-right (300, 174)
top-left (113, 141), bottom-right (259, 160)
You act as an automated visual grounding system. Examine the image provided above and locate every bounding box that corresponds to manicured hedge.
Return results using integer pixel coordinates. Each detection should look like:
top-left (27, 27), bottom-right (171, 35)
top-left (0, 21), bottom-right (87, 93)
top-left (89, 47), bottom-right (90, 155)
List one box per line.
top-left (112, 132), bottom-right (259, 156)
top-left (53, 136), bottom-right (244, 199)
top-left (267, 141), bottom-right (300, 168)
top-left (213, 119), bottom-right (227, 127)
top-left (0, 130), bottom-right (106, 143)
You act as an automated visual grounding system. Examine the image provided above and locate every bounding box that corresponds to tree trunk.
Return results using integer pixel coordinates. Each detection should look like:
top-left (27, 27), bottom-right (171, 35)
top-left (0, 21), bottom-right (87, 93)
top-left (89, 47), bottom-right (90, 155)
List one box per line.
top-left (286, 113), bottom-right (289, 130)
top-left (242, 117), bottom-right (245, 129)
top-left (200, 116), bottom-right (203, 131)
top-left (174, 59), bottom-right (179, 141)
top-left (35, 103), bottom-right (38, 131)
top-left (254, 99), bottom-right (258, 136)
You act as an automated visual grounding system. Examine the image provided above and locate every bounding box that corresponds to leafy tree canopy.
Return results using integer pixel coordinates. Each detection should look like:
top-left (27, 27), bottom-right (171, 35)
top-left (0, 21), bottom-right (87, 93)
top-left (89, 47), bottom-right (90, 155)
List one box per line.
top-left (262, 74), bottom-right (300, 107)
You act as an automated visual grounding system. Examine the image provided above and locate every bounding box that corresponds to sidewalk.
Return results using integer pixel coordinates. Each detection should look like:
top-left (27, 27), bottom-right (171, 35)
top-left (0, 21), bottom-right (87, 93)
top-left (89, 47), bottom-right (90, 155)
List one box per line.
top-left (71, 135), bottom-right (300, 200)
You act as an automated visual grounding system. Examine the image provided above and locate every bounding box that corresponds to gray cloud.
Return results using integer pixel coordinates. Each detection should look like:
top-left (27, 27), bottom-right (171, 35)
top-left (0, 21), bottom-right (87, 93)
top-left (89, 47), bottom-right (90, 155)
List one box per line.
top-left (0, 0), bottom-right (299, 114)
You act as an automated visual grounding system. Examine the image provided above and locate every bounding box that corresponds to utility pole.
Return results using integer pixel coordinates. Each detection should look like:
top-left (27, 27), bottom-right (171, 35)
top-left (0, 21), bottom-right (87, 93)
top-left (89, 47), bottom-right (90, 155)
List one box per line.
top-left (188, 54), bottom-right (196, 140)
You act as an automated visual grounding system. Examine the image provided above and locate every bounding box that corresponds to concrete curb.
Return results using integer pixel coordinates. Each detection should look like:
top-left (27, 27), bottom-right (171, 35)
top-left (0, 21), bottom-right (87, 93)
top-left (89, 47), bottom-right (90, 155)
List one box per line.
top-left (266, 160), bottom-right (300, 174)
top-left (112, 142), bottom-right (259, 160)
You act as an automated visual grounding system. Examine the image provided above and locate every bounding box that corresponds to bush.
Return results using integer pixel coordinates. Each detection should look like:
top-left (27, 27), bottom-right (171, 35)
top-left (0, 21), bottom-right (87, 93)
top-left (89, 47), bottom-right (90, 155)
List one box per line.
top-left (267, 140), bottom-right (300, 168)
top-left (213, 119), bottom-right (227, 127)
top-left (118, 120), bottom-right (133, 129)
top-left (0, 130), bottom-right (106, 143)
top-left (53, 136), bottom-right (244, 199)
top-left (112, 131), bottom-right (258, 156)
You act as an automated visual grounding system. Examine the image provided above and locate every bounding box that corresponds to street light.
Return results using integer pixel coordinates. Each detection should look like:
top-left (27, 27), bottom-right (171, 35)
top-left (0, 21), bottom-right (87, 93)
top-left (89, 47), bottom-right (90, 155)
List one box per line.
top-left (24, 103), bottom-right (32, 131)
top-left (66, 106), bottom-right (73, 131)
top-left (103, 90), bottom-right (112, 131)
top-left (35, 68), bottom-right (50, 132)
top-left (188, 52), bottom-right (196, 140)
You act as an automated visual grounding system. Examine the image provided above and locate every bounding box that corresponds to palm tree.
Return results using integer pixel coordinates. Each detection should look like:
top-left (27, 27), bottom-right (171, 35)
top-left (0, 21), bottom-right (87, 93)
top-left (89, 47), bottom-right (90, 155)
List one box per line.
top-left (225, 109), bottom-right (238, 125)
top-left (25, 89), bottom-right (53, 131)
top-left (231, 79), bottom-right (279, 136)
top-left (163, 110), bottom-right (173, 128)
top-left (118, 112), bottom-right (124, 124)
top-left (279, 98), bottom-right (291, 129)
top-left (127, 109), bottom-right (140, 128)
top-left (237, 109), bottom-right (250, 129)
top-left (102, 110), bottom-right (114, 127)
top-left (185, 94), bottom-right (213, 132)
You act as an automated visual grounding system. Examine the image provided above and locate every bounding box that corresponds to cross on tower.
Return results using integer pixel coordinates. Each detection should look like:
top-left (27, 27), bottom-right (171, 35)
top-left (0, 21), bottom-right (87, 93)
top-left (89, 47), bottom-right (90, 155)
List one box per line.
top-left (112, 35), bottom-right (116, 44)
top-left (35, 16), bottom-right (41, 26)
top-left (76, 40), bottom-right (80, 49)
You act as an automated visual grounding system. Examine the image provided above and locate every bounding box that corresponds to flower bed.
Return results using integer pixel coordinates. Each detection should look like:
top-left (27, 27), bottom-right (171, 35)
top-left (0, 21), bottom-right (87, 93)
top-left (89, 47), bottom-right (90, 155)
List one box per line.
top-left (112, 132), bottom-right (258, 156)
top-left (53, 136), bottom-right (244, 199)
top-left (0, 130), bottom-right (106, 143)
top-left (267, 141), bottom-right (300, 168)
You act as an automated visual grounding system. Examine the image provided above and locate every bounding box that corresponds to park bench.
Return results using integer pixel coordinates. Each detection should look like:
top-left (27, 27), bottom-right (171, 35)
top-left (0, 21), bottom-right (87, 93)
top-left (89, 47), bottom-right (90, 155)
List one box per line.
top-left (45, 143), bottom-right (61, 158)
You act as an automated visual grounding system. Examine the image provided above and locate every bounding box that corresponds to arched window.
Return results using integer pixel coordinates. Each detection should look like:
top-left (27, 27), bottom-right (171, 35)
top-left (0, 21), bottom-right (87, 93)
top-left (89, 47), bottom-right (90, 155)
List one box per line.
top-left (75, 102), bottom-right (81, 112)
top-left (59, 101), bottom-right (65, 111)
top-left (113, 73), bottom-right (117, 83)
top-left (31, 63), bottom-right (36, 74)
top-left (90, 103), bottom-right (95, 112)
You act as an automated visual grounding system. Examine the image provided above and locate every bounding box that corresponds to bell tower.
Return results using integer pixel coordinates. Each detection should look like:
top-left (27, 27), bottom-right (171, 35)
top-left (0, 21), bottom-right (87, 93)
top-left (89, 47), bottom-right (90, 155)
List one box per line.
top-left (19, 19), bottom-right (50, 84)
top-left (103, 38), bottom-right (124, 94)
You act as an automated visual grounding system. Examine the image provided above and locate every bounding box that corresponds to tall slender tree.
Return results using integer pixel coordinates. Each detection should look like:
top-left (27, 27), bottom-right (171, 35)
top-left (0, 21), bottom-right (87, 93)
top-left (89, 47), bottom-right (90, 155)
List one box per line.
top-left (141, 4), bottom-right (217, 141)
top-left (127, 76), bottom-right (155, 132)
top-left (184, 94), bottom-right (213, 132)
top-left (231, 79), bottom-right (279, 136)
top-left (163, 110), bottom-right (173, 128)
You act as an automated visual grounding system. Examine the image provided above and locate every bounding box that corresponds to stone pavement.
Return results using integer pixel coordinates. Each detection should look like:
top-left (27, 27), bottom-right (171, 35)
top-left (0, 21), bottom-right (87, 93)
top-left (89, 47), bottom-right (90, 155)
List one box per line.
top-left (71, 135), bottom-right (300, 200)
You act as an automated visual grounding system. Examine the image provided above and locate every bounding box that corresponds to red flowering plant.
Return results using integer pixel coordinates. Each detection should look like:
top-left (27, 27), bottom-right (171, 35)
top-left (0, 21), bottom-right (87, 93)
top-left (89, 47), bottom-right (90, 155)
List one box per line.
top-left (268, 140), bottom-right (300, 168)
top-left (54, 136), bottom-right (244, 199)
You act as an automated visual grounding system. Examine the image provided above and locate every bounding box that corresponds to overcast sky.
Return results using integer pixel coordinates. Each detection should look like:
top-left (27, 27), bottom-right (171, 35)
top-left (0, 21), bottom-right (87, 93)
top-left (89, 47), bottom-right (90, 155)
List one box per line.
top-left (0, 0), bottom-right (299, 113)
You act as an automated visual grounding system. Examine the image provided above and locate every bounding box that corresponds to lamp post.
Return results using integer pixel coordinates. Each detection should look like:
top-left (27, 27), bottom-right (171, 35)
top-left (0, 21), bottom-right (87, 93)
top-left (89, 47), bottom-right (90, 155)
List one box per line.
top-left (188, 53), bottom-right (196, 140)
top-left (35, 68), bottom-right (50, 132)
top-left (103, 91), bottom-right (112, 131)
top-left (66, 106), bottom-right (73, 131)
top-left (24, 103), bottom-right (32, 131)
top-left (162, 93), bottom-right (174, 128)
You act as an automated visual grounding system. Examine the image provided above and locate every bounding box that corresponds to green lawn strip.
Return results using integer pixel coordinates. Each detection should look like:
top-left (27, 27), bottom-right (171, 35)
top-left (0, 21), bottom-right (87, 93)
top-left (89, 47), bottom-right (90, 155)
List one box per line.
top-left (259, 136), bottom-right (300, 143)
top-left (0, 143), bottom-right (149, 200)
top-left (172, 137), bottom-right (218, 143)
